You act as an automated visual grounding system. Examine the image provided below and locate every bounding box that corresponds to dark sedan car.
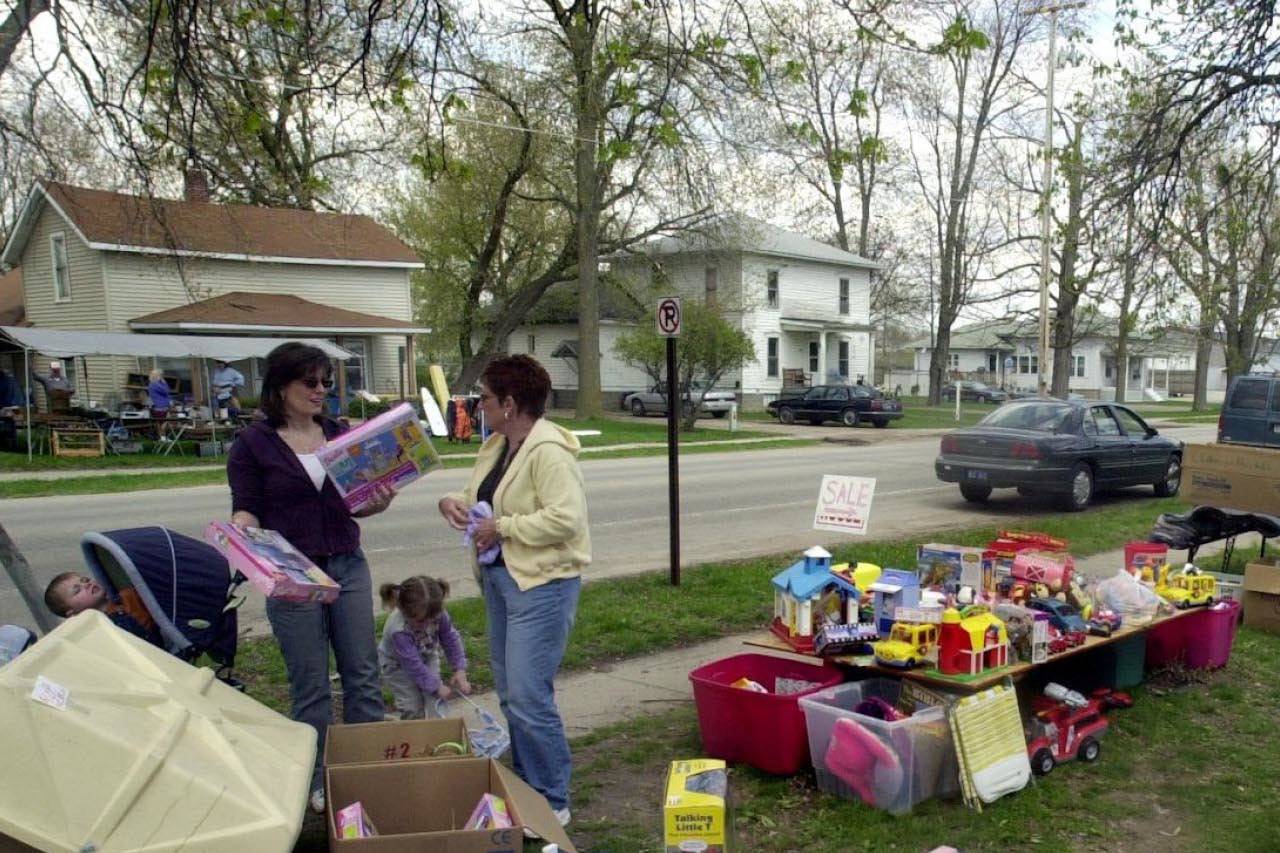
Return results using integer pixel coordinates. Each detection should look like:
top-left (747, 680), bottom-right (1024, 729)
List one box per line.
top-left (941, 380), bottom-right (1008, 403)
top-left (767, 384), bottom-right (904, 427)
top-left (935, 400), bottom-right (1183, 511)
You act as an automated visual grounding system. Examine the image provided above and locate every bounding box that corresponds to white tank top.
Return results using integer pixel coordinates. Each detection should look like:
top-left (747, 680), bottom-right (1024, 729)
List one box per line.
top-left (296, 453), bottom-right (327, 491)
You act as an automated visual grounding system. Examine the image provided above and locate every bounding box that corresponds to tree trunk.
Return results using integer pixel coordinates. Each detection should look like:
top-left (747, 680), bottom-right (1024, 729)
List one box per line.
top-left (1193, 312), bottom-right (1213, 411)
top-left (1114, 336), bottom-right (1128, 404)
top-left (570, 18), bottom-right (603, 419)
top-left (0, 0), bottom-right (49, 81)
top-left (0, 522), bottom-right (57, 634)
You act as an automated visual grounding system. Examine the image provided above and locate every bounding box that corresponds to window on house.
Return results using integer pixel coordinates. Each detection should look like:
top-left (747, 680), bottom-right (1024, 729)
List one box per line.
top-left (1018, 355), bottom-right (1030, 374)
top-left (1104, 358), bottom-right (1115, 380)
top-left (839, 278), bottom-right (849, 315)
top-left (808, 341), bottom-right (820, 373)
top-left (1031, 355), bottom-right (1039, 375)
top-left (527, 334), bottom-right (536, 354)
top-left (838, 340), bottom-right (850, 378)
top-left (767, 270), bottom-right (779, 308)
top-left (51, 233), bottom-right (71, 301)
top-left (949, 352), bottom-right (960, 370)
top-left (1072, 355), bottom-right (1086, 378)
top-left (767, 337), bottom-right (779, 377)
top-left (705, 267), bottom-right (718, 304)
top-left (343, 339), bottom-right (367, 392)
top-left (988, 353), bottom-right (997, 372)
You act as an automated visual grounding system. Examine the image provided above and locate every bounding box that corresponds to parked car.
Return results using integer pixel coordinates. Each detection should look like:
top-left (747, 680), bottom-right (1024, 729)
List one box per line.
top-left (766, 384), bottom-right (904, 428)
top-left (940, 381), bottom-right (1008, 403)
top-left (623, 384), bottom-right (736, 418)
top-left (1218, 372), bottom-right (1280, 447)
top-left (934, 399), bottom-right (1184, 511)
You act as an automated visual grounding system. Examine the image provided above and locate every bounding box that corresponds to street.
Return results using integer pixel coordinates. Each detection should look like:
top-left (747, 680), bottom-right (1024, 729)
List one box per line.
top-left (0, 424), bottom-right (1217, 632)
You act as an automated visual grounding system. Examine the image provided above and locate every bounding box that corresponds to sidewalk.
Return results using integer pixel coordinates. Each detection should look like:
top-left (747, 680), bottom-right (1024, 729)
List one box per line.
top-left (0, 436), bottom-right (808, 482)
top-left (462, 538), bottom-right (1252, 738)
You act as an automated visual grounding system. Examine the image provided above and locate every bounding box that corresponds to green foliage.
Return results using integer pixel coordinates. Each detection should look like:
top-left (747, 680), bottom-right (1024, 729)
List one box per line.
top-left (935, 16), bottom-right (990, 57)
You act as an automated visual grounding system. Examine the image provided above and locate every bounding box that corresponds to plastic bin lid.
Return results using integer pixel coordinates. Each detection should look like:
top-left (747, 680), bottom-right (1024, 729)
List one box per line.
top-left (0, 610), bottom-right (315, 853)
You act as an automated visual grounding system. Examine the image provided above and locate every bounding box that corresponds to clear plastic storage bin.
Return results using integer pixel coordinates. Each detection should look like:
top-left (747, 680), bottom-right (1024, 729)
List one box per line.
top-left (799, 678), bottom-right (959, 815)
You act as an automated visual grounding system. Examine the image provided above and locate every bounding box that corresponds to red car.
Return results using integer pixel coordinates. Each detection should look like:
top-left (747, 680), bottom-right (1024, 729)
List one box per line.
top-left (1047, 626), bottom-right (1087, 655)
top-left (1026, 693), bottom-right (1110, 776)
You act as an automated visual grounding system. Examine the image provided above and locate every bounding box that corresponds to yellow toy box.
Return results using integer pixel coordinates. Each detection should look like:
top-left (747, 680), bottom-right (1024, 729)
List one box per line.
top-left (663, 759), bottom-right (731, 852)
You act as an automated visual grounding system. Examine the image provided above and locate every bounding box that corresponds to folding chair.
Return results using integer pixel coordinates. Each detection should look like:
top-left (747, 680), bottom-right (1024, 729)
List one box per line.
top-left (156, 422), bottom-right (188, 456)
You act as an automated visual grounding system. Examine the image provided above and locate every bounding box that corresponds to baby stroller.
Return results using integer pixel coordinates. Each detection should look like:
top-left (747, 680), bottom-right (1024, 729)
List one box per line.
top-left (80, 527), bottom-right (244, 684)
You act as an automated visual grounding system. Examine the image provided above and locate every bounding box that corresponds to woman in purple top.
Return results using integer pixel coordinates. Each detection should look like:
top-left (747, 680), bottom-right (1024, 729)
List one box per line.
top-left (226, 342), bottom-right (395, 814)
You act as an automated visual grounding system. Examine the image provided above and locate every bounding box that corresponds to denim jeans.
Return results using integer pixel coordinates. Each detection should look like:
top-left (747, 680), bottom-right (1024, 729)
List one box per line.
top-left (266, 549), bottom-right (385, 789)
top-left (482, 565), bottom-right (580, 810)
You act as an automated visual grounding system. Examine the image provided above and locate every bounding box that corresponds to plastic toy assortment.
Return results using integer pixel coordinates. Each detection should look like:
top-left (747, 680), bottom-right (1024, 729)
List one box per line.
top-left (1024, 683), bottom-right (1134, 776)
top-left (1155, 563), bottom-right (1218, 609)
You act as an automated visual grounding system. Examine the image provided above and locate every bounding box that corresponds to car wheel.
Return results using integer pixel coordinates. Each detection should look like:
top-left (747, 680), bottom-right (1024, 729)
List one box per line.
top-left (778, 406), bottom-right (796, 425)
top-left (1154, 454), bottom-right (1182, 497)
top-left (841, 408), bottom-right (859, 427)
top-left (960, 483), bottom-right (992, 503)
top-left (1061, 463), bottom-right (1093, 512)
top-left (1032, 748), bottom-right (1055, 776)
top-left (711, 411), bottom-right (727, 418)
top-left (630, 398), bottom-right (646, 417)
top-left (872, 419), bottom-right (888, 428)
top-left (1079, 737), bottom-right (1101, 762)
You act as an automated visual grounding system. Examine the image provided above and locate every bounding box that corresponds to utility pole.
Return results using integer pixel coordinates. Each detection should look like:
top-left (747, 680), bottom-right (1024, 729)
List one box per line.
top-left (1029, 2), bottom-right (1084, 397)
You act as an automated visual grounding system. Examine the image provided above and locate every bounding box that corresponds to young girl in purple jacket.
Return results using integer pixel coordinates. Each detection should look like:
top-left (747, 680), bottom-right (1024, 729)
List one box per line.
top-left (378, 576), bottom-right (471, 717)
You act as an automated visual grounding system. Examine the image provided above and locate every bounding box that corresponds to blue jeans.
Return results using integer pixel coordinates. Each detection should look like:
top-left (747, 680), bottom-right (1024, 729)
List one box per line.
top-left (482, 565), bottom-right (580, 810)
top-left (266, 549), bottom-right (384, 789)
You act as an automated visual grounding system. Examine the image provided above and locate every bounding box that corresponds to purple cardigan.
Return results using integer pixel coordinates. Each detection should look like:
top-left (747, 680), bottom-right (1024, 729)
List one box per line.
top-left (226, 418), bottom-right (360, 559)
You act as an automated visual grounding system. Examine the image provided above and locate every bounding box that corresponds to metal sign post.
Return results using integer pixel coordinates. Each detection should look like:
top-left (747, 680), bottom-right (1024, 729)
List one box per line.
top-left (657, 296), bottom-right (682, 586)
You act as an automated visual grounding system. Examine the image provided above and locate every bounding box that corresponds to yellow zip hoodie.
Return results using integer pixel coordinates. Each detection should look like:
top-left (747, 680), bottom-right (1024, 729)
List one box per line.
top-left (448, 417), bottom-right (591, 591)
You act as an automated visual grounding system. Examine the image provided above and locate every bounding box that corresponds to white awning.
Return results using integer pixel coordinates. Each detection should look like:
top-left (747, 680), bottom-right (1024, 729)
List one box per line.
top-left (0, 326), bottom-right (353, 360)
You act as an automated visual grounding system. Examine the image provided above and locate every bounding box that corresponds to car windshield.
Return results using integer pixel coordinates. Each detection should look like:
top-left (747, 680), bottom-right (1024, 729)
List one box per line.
top-left (979, 402), bottom-right (1073, 432)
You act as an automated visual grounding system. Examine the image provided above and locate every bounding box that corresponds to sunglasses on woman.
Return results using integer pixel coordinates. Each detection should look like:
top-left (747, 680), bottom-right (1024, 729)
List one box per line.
top-left (299, 377), bottom-right (335, 390)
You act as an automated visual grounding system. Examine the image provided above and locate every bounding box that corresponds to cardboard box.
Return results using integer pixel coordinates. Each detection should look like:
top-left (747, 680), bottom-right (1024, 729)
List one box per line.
top-left (326, 757), bottom-right (575, 852)
top-left (325, 717), bottom-right (470, 768)
top-left (663, 759), bottom-right (730, 853)
top-left (1183, 443), bottom-right (1280, 514)
top-left (1243, 558), bottom-right (1280, 634)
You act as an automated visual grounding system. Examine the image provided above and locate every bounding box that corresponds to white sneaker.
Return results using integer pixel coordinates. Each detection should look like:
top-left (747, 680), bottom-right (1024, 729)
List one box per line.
top-left (309, 787), bottom-right (325, 815)
top-left (554, 807), bottom-right (571, 827)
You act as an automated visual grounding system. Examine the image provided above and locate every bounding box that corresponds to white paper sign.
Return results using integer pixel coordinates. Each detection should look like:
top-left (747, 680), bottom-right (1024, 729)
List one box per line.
top-left (813, 475), bottom-right (876, 535)
top-left (31, 675), bottom-right (69, 711)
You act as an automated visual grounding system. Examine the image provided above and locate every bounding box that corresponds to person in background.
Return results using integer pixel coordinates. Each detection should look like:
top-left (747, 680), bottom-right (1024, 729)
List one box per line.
top-left (147, 369), bottom-right (172, 419)
top-left (226, 341), bottom-right (395, 814)
top-left (437, 354), bottom-right (589, 828)
top-left (378, 575), bottom-right (471, 719)
top-left (212, 359), bottom-right (245, 417)
top-left (30, 361), bottom-right (72, 413)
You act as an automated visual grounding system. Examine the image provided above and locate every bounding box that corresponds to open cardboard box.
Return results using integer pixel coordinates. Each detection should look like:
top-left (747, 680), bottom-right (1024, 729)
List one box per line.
top-left (1244, 557), bottom-right (1280, 634)
top-left (326, 757), bottom-right (576, 852)
top-left (1183, 443), bottom-right (1280, 515)
top-left (325, 717), bottom-right (470, 768)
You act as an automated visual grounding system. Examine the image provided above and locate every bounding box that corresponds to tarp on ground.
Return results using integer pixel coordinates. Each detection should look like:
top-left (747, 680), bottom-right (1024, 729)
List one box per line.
top-left (0, 609), bottom-right (315, 852)
top-left (0, 325), bottom-right (353, 360)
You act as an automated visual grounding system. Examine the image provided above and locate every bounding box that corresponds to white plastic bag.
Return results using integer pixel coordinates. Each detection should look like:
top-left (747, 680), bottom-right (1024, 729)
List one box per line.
top-left (435, 693), bottom-right (510, 759)
top-left (1094, 569), bottom-right (1162, 626)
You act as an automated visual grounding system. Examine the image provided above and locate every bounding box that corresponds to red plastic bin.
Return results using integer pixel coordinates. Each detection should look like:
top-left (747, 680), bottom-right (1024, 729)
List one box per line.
top-left (689, 652), bottom-right (844, 775)
top-left (1146, 600), bottom-right (1241, 669)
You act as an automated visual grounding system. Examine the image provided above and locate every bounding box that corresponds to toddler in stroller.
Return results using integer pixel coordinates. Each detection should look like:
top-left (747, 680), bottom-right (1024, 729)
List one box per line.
top-left (77, 527), bottom-right (245, 686)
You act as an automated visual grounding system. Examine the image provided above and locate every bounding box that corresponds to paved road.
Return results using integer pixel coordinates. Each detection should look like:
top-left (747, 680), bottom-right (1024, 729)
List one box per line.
top-left (1, 424), bottom-right (1216, 633)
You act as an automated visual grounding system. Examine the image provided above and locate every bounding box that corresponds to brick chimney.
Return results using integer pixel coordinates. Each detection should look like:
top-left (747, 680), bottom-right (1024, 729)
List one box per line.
top-left (183, 168), bottom-right (210, 203)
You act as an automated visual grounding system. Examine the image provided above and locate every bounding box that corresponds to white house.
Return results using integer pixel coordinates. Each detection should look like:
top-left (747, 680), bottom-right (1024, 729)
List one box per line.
top-left (0, 178), bottom-right (427, 409)
top-left (512, 218), bottom-right (880, 409)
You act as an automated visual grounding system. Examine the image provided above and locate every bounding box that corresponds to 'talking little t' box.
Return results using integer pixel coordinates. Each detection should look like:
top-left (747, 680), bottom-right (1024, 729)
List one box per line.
top-left (664, 758), bottom-right (731, 852)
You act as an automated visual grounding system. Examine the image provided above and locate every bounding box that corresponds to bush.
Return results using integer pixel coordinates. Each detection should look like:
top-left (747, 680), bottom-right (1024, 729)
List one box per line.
top-left (346, 397), bottom-right (397, 419)
top-left (911, 384), bottom-right (920, 396)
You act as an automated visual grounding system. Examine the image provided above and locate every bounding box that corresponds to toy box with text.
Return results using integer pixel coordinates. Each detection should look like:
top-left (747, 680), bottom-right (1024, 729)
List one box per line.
top-left (917, 544), bottom-right (994, 595)
top-left (317, 402), bottom-right (443, 513)
top-left (204, 522), bottom-right (339, 603)
top-left (664, 758), bottom-right (731, 853)
top-left (325, 717), bottom-right (470, 768)
top-left (327, 757), bottom-right (575, 852)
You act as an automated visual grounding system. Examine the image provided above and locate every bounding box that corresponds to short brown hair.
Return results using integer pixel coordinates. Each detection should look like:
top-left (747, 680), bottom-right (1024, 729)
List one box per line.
top-left (261, 342), bottom-right (332, 426)
top-left (44, 571), bottom-right (79, 617)
top-left (481, 354), bottom-right (551, 419)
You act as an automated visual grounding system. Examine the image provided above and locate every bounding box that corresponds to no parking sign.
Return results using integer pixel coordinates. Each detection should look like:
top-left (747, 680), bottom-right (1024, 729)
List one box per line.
top-left (656, 296), bottom-right (682, 337)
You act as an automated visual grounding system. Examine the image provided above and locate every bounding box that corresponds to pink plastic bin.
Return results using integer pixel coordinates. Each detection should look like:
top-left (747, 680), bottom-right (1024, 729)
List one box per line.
top-left (1146, 600), bottom-right (1240, 669)
top-left (689, 653), bottom-right (844, 775)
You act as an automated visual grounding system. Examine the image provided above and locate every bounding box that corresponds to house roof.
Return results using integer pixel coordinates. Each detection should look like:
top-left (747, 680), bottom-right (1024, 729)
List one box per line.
top-left (622, 215), bottom-right (880, 270)
top-left (129, 291), bottom-right (430, 335)
top-left (0, 268), bottom-right (22, 326)
top-left (1, 180), bottom-right (424, 269)
top-left (771, 559), bottom-right (858, 600)
top-left (906, 316), bottom-right (1154, 351)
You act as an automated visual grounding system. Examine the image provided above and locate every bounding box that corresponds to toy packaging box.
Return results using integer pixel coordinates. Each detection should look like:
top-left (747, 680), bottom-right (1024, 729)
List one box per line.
top-left (917, 544), bottom-right (993, 594)
top-left (664, 758), bottom-right (731, 853)
top-left (317, 402), bottom-right (443, 513)
top-left (204, 522), bottom-right (339, 603)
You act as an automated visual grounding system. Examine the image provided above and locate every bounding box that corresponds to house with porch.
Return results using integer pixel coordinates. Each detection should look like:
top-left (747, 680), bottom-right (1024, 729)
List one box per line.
top-left (0, 178), bottom-right (427, 410)
top-left (894, 317), bottom-right (1172, 400)
top-left (513, 217), bottom-right (880, 409)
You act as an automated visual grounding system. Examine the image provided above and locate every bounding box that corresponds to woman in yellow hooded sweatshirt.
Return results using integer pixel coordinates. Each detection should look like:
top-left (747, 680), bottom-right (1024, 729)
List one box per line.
top-left (438, 354), bottom-right (589, 827)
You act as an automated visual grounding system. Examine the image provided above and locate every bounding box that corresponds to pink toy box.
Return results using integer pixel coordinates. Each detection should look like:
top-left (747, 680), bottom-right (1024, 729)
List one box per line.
top-left (316, 403), bottom-right (442, 513)
top-left (204, 522), bottom-right (339, 603)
